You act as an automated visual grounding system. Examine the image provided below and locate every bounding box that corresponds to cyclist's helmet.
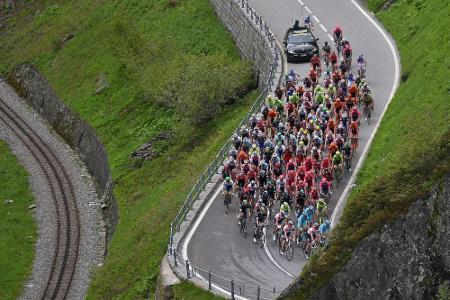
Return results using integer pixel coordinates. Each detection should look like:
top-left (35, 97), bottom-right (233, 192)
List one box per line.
top-left (283, 201), bottom-right (289, 207)
top-left (324, 41), bottom-right (329, 46)
top-left (305, 16), bottom-right (311, 23)
top-left (251, 180), bottom-right (256, 185)
top-left (252, 144), bottom-right (257, 149)
top-left (334, 26), bottom-right (342, 33)
top-left (279, 175), bottom-right (285, 180)
top-left (336, 151), bottom-right (341, 156)
top-left (289, 170), bottom-right (295, 176)
top-left (321, 177), bottom-right (327, 183)
top-left (314, 222), bottom-right (319, 228)
top-left (289, 220), bottom-right (294, 225)
top-left (258, 198), bottom-right (263, 203)
top-left (243, 199), bottom-right (248, 205)
top-left (226, 176), bottom-right (231, 181)
top-left (261, 203), bottom-right (266, 208)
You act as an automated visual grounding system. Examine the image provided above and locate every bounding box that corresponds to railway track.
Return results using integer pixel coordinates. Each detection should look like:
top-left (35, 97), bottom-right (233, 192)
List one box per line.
top-left (0, 97), bottom-right (81, 300)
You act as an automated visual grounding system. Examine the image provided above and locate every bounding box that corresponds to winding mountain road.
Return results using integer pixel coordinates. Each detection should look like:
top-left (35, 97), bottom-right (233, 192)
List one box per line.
top-left (184, 0), bottom-right (399, 298)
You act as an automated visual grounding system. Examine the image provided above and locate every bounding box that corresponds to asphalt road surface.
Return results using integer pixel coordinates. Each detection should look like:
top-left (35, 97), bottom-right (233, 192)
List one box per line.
top-left (187, 0), bottom-right (398, 298)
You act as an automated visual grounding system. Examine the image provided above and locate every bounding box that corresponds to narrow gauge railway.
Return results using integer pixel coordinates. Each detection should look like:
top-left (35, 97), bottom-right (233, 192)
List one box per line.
top-left (0, 98), bottom-right (80, 300)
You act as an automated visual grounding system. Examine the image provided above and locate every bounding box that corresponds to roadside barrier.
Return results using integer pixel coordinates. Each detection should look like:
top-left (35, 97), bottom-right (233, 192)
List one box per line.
top-left (166, 0), bottom-right (285, 298)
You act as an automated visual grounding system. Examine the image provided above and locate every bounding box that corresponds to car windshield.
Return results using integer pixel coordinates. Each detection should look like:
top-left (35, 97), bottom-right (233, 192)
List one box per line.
top-left (288, 34), bottom-right (315, 44)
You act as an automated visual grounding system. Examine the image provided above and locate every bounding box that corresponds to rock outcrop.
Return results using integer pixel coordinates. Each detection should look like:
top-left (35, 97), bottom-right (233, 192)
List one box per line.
top-left (283, 175), bottom-right (450, 300)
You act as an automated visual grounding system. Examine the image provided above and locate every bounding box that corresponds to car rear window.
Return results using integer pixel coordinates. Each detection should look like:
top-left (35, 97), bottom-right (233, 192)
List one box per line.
top-left (288, 34), bottom-right (315, 44)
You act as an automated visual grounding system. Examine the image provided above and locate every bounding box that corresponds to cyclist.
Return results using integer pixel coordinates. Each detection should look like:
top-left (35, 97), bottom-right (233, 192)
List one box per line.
top-left (319, 177), bottom-right (331, 198)
top-left (329, 51), bottom-right (338, 67)
top-left (305, 222), bottom-right (320, 259)
top-left (222, 176), bottom-right (234, 194)
top-left (319, 219), bottom-right (331, 239)
top-left (304, 15), bottom-right (314, 31)
top-left (276, 174), bottom-right (286, 197)
top-left (333, 26), bottom-right (343, 43)
top-left (238, 199), bottom-right (251, 227)
top-left (342, 141), bottom-right (353, 171)
top-left (254, 203), bottom-right (268, 243)
top-left (311, 54), bottom-right (321, 71)
top-left (273, 210), bottom-right (286, 241)
top-left (332, 151), bottom-right (343, 175)
top-left (296, 211), bottom-right (309, 244)
top-left (343, 44), bottom-right (352, 62)
top-left (281, 220), bottom-right (295, 255)
top-left (357, 54), bottom-right (367, 77)
top-left (322, 41), bottom-right (331, 61)
top-left (280, 201), bottom-right (291, 216)
top-left (316, 198), bottom-right (328, 223)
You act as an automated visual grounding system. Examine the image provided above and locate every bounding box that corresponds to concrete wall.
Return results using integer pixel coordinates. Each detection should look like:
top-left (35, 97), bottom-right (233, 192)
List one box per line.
top-left (209, 0), bottom-right (278, 88)
top-left (7, 64), bottom-right (118, 248)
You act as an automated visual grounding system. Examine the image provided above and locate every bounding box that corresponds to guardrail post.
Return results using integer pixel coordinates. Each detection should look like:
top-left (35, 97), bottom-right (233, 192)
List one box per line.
top-left (231, 280), bottom-right (235, 299)
top-left (208, 271), bottom-right (212, 290)
top-left (273, 287), bottom-right (276, 293)
top-left (257, 286), bottom-right (261, 300)
top-left (186, 260), bottom-right (190, 278)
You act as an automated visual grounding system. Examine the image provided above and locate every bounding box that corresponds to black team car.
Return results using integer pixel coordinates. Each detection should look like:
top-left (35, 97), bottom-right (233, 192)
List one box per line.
top-left (283, 27), bottom-right (320, 62)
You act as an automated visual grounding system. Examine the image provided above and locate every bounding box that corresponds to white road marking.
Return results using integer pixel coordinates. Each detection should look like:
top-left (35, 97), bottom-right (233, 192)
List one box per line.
top-left (182, 185), bottom-right (221, 260)
top-left (304, 6), bottom-right (312, 14)
top-left (331, 0), bottom-right (401, 228)
top-left (327, 33), bottom-right (334, 42)
top-left (263, 228), bottom-right (295, 278)
top-left (312, 15), bottom-right (320, 23)
top-left (182, 184), bottom-right (294, 295)
top-left (298, 0), bottom-right (304, 5)
top-left (181, 186), bottom-right (251, 300)
top-left (320, 23), bottom-right (328, 32)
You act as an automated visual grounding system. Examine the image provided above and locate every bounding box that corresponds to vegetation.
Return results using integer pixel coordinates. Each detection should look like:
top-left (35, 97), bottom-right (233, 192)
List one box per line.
top-left (287, 0), bottom-right (450, 298)
top-left (0, 0), bottom-right (256, 298)
top-left (172, 281), bottom-right (226, 300)
top-left (0, 140), bottom-right (36, 300)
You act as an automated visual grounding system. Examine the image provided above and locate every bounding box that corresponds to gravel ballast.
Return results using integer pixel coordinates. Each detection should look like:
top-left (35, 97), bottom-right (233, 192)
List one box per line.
top-left (0, 80), bottom-right (106, 299)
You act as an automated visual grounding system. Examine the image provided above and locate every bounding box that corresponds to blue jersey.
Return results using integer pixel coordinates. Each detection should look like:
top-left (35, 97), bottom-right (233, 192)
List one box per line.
top-left (319, 222), bottom-right (330, 234)
top-left (297, 214), bottom-right (308, 229)
top-left (223, 181), bottom-right (233, 192)
top-left (305, 206), bottom-right (315, 221)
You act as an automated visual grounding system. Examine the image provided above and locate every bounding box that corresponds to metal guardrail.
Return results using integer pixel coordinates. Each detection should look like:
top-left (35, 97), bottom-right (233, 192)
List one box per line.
top-left (172, 249), bottom-right (282, 300)
top-left (166, 0), bottom-right (284, 298)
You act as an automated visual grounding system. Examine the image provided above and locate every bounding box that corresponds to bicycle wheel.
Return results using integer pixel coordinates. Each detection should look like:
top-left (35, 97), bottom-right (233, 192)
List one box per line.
top-left (258, 230), bottom-right (265, 248)
top-left (286, 243), bottom-right (294, 261)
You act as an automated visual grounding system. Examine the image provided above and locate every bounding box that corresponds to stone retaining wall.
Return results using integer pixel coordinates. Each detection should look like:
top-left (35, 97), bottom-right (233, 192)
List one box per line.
top-left (7, 64), bottom-right (117, 249)
top-left (209, 0), bottom-right (278, 88)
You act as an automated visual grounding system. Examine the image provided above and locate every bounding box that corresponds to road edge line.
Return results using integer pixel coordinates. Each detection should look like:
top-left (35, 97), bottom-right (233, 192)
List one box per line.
top-left (263, 229), bottom-right (296, 278)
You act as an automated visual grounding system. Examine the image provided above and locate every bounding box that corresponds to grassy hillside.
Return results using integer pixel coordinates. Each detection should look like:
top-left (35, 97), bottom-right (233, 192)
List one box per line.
top-left (0, 140), bottom-right (36, 300)
top-left (0, 0), bottom-right (257, 298)
top-left (288, 0), bottom-right (450, 298)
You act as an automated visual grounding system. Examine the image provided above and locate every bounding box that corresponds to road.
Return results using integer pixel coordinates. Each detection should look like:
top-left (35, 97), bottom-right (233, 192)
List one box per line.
top-left (186, 0), bottom-right (398, 298)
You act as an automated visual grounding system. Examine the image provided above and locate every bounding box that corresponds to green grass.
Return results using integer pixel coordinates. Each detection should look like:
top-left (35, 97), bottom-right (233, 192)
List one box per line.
top-left (0, 140), bottom-right (36, 300)
top-left (0, 0), bottom-right (256, 298)
top-left (172, 281), bottom-right (226, 300)
top-left (286, 0), bottom-right (450, 298)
